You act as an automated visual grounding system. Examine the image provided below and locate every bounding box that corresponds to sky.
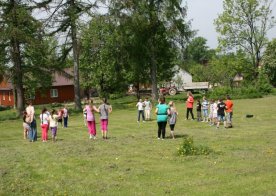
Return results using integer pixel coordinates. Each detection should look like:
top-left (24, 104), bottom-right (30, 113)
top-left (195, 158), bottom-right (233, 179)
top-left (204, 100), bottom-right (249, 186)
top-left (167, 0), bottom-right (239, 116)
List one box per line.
top-left (186, 0), bottom-right (276, 49)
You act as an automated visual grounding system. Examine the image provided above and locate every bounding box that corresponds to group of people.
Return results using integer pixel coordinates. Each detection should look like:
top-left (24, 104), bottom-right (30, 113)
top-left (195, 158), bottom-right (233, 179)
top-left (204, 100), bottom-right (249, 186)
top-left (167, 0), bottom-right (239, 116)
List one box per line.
top-left (22, 101), bottom-right (68, 142)
top-left (137, 92), bottom-right (234, 140)
top-left (21, 92), bottom-right (233, 142)
top-left (136, 97), bottom-right (178, 139)
top-left (83, 98), bottom-right (112, 140)
top-left (186, 92), bottom-right (234, 129)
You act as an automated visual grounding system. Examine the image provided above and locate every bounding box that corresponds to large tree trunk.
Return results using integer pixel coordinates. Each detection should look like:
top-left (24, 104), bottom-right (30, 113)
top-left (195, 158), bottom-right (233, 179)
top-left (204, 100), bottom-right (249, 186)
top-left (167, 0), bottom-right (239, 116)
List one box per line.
top-left (70, 0), bottom-right (82, 110)
top-left (150, 40), bottom-right (158, 101)
top-left (11, 0), bottom-right (24, 116)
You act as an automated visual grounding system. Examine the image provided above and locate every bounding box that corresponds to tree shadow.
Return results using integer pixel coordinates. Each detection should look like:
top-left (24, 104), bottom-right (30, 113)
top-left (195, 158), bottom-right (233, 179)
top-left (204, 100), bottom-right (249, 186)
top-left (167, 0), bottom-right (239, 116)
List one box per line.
top-left (165, 134), bottom-right (189, 139)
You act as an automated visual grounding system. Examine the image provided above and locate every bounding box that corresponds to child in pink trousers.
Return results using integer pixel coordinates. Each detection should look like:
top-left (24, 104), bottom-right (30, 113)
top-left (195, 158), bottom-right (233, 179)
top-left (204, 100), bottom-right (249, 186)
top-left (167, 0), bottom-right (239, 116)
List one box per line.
top-left (83, 99), bottom-right (99, 140)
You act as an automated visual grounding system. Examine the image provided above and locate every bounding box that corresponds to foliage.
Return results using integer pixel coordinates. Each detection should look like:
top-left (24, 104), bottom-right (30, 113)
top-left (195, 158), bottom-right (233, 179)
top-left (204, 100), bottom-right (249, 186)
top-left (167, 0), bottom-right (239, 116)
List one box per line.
top-left (183, 36), bottom-right (214, 68)
top-left (80, 15), bottom-right (128, 98)
top-left (215, 0), bottom-right (276, 76)
top-left (255, 68), bottom-right (273, 94)
top-left (263, 39), bottom-right (276, 86)
top-left (0, 1), bottom-right (60, 115)
top-left (189, 50), bottom-right (253, 86)
top-left (177, 136), bottom-right (212, 156)
top-left (207, 86), bottom-right (263, 100)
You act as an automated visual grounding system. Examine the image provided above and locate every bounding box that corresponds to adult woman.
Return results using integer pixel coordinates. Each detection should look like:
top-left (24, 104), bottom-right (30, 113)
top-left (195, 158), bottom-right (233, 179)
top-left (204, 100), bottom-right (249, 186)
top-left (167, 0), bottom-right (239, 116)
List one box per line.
top-left (186, 91), bottom-right (195, 120)
top-left (83, 99), bottom-right (99, 140)
top-left (155, 97), bottom-right (170, 140)
top-left (98, 98), bottom-right (112, 139)
top-left (26, 100), bottom-right (37, 142)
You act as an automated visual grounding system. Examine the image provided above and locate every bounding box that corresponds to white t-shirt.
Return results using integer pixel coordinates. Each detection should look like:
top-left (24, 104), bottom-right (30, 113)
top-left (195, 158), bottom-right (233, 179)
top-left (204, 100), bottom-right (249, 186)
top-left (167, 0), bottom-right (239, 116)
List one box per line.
top-left (40, 113), bottom-right (49, 125)
top-left (144, 101), bottom-right (151, 110)
top-left (136, 102), bottom-right (144, 111)
top-left (49, 114), bottom-right (59, 127)
top-left (213, 103), bottom-right (218, 114)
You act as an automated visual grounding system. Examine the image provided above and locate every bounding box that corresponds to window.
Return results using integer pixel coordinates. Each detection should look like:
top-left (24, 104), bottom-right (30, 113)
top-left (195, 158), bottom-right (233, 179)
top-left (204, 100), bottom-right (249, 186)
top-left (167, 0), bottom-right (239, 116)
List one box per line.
top-left (3, 92), bottom-right (5, 101)
top-left (50, 89), bottom-right (58, 98)
top-left (8, 92), bottom-right (11, 101)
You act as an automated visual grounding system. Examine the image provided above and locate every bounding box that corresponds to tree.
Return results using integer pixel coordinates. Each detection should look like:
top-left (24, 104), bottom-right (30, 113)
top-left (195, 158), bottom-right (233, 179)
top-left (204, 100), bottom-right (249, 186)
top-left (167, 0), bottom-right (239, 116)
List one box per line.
top-left (80, 14), bottom-right (129, 98)
top-left (184, 37), bottom-right (211, 65)
top-left (46, 0), bottom-right (97, 110)
top-left (108, 0), bottom-right (193, 100)
top-left (0, 0), bottom-right (56, 116)
top-left (263, 38), bottom-right (276, 85)
top-left (215, 0), bottom-right (276, 77)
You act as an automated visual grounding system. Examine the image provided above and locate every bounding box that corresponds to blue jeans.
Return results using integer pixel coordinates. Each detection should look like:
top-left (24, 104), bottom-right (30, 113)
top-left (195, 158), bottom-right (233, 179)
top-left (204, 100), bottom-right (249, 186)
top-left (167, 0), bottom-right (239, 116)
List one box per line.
top-left (28, 120), bottom-right (37, 141)
top-left (63, 117), bottom-right (68, 127)
top-left (137, 110), bottom-right (145, 121)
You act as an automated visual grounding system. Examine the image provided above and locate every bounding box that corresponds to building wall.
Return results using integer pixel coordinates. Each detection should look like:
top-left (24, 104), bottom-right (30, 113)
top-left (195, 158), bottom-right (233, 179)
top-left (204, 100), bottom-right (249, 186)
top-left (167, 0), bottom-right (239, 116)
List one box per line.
top-left (32, 85), bottom-right (75, 105)
top-left (0, 90), bottom-right (14, 107)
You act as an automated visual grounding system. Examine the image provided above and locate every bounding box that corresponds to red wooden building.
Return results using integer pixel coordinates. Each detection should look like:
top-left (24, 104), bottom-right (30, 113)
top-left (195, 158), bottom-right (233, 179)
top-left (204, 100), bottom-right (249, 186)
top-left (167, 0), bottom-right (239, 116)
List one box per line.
top-left (0, 69), bottom-right (75, 107)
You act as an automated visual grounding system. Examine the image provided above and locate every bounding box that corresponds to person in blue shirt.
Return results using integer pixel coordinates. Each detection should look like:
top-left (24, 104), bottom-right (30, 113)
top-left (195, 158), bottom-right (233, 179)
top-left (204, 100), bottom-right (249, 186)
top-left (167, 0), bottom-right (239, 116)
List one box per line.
top-left (155, 97), bottom-right (170, 140)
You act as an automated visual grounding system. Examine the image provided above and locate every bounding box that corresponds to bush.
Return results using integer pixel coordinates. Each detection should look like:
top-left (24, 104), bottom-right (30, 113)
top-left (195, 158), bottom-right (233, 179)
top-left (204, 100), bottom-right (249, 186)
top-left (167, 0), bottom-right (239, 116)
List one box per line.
top-left (0, 106), bottom-right (11, 111)
top-left (207, 86), bottom-right (262, 100)
top-left (177, 136), bottom-right (212, 156)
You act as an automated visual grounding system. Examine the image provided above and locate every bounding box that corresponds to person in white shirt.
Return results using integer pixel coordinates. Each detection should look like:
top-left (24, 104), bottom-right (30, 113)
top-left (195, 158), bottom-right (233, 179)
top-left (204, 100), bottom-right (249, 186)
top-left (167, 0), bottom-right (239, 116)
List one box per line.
top-left (40, 108), bottom-right (49, 142)
top-left (49, 109), bottom-right (59, 142)
top-left (136, 99), bottom-right (145, 123)
top-left (144, 98), bottom-right (152, 121)
top-left (26, 100), bottom-right (37, 142)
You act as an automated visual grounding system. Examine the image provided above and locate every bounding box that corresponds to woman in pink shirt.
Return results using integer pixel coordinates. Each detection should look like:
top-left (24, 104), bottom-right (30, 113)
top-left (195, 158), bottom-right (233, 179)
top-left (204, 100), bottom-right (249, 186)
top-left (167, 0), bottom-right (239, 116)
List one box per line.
top-left (83, 99), bottom-right (99, 140)
top-left (186, 91), bottom-right (195, 120)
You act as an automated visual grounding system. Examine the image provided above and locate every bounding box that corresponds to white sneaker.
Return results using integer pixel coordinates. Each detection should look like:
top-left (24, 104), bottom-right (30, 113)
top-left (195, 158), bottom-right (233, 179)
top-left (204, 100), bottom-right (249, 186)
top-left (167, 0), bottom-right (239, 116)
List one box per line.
top-left (89, 135), bottom-right (93, 139)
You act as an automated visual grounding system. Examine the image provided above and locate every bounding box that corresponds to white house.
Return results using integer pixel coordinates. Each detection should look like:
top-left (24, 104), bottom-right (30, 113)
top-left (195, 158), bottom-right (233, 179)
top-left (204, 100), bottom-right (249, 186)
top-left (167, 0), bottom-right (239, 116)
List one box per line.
top-left (172, 66), bottom-right (193, 90)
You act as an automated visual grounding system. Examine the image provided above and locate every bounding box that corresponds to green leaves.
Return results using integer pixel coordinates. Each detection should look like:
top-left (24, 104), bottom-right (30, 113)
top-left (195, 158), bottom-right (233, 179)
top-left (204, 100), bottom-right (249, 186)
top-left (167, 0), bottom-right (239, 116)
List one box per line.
top-left (215, 0), bottom-right (276, 71)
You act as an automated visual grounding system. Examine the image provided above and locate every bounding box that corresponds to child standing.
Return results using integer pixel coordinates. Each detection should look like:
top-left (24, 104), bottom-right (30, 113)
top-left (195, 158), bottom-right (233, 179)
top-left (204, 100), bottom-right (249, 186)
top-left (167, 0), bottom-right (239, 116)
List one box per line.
top-left (144, 98), bottom-right (152, 121)
top-left (63, 106), bottom-right (69, 128)
top-left (57, 108), bottom-right (64, 128)
top-left (201, 96), bottom-right (209, 122)
top-left (49, 109), bottom-right (59, 142)
top-left (40, 108), bottom-right (49, 142)
top-left (136, 99), bottom-right (145, 123)
top-left (22, 111), bottom-right (31, 139)
top-left (209, 99), bottom-right (215, 125)
top-left (196, 99), bottom-right (202, 122)
top-left (98, 98), bottom-right (112, 139)
top-left (83, 99), bottom-right (99, 140)
top-left (168, 101), bottom-right (178, 139)
top-left (186, 91), bottom-right (195, 120)
top-left (217, 98), bottom-right (226, 129)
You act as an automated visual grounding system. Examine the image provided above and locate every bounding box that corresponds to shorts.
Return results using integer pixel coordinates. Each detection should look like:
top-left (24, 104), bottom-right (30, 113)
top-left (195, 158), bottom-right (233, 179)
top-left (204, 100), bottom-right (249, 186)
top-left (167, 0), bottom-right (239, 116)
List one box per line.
top-left (202, 109), bottom-right (208, 117)
top-left (23, 122), bottom-right (31, 131)
top-left (58, 118), bottom-right (62, 123)
top-left (51, 127), bottom-right (57, 136)
top-left (217, 115), bottom-right (225, 122)
top-left (100, 119), bottom-right (109, 131)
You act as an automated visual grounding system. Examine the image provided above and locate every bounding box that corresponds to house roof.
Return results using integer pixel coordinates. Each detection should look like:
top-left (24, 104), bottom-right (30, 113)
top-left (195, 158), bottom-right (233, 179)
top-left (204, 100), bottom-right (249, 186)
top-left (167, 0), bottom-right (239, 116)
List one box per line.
top-left (0, 80), bottom-right (13, 90)
top-left (0, 68), bottom-right (74, 90)
top-left (52, 68), bottom-right (74, 86)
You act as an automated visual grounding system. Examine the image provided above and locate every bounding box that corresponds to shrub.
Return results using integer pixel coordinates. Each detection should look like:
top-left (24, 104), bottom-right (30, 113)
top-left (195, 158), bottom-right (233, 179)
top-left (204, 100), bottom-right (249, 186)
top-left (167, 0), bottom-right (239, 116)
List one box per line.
top-left (207, 86), bottom-right (262, 100)
top-left (177, 137), bottom-right (212, 156)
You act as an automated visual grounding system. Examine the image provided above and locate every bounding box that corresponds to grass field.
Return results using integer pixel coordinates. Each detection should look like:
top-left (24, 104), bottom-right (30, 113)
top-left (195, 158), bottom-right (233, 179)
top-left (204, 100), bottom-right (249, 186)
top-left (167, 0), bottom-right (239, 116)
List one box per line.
top-left (0, 95), bottom-right (276, 195)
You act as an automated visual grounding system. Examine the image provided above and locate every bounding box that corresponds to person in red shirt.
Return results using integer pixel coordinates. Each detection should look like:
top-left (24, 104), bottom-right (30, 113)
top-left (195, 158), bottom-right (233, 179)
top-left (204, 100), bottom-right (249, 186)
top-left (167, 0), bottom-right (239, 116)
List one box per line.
top-left (186, 91), bottom-right (195, 120)
top-left (225, 95), bottom-right (234, 128)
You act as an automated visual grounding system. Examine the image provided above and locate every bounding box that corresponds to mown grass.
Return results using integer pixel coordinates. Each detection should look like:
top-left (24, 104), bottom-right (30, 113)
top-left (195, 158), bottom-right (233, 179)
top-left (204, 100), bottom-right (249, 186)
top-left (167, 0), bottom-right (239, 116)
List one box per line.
top-left (0, 95), bottom-right (276, 195)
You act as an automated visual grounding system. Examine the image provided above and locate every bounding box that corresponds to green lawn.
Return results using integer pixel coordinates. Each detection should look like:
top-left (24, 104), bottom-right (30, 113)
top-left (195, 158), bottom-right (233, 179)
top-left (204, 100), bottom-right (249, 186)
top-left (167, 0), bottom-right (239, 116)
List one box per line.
top-left (0, 96), bottom-right (276, 195)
